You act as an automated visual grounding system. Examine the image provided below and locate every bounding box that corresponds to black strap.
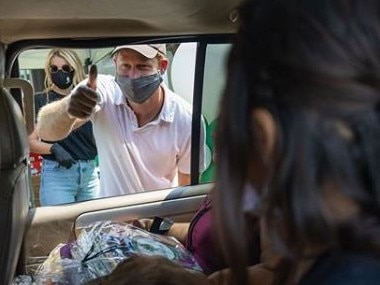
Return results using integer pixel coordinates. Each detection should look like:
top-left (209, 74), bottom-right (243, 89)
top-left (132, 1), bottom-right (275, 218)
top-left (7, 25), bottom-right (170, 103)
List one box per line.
top-left (149, 216), bottom-right (173, 235)
top-left (149, 217), bottom-right (164, 234)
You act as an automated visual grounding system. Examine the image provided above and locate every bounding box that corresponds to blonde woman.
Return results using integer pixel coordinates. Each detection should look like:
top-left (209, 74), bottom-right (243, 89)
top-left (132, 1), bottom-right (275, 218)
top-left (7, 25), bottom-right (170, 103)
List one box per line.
top-left (29, 49), bottom-right (99, 206)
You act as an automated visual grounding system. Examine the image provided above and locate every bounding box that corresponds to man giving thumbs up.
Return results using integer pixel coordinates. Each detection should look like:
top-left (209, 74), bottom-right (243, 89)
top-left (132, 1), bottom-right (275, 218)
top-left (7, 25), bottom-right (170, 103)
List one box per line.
top-left (37, 44), bottom-right (206, 198)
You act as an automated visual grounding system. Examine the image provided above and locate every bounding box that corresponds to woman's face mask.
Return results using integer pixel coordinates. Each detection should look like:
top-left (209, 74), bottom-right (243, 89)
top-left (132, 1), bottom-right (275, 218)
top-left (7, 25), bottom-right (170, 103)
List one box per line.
top-left (51, 70), bottom-right (74, 90)
top-left (115, 73), bottom-right (163, 104)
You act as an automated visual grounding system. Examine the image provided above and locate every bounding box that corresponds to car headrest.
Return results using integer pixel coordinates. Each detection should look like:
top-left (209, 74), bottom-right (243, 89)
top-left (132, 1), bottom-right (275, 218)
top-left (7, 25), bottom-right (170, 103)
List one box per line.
top-left (0, 88), bottom-right (29, 169)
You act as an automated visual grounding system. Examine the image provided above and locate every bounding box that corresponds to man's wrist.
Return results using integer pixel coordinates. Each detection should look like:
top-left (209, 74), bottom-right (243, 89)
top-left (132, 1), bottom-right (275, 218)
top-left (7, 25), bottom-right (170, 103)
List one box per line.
top-left (65, 96), bottom-right (77, 120)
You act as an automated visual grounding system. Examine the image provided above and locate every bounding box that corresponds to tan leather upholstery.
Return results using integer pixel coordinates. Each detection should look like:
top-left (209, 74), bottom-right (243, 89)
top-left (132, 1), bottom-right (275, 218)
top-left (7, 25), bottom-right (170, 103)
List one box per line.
top-left (0, 87), bottom-right (30, 283)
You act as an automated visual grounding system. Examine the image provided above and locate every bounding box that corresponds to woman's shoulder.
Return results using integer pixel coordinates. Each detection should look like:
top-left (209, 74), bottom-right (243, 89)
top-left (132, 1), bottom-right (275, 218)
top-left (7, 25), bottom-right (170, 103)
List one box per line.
top-left (34, 91), bottom-right (49, 110)
top-left (34, 91), bottom-right (48, 101)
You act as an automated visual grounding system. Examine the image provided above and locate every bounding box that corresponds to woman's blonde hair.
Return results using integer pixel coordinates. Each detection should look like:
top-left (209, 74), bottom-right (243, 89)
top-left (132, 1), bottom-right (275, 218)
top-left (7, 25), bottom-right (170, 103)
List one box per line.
top-left (44, 48), bottom-right (86, 91)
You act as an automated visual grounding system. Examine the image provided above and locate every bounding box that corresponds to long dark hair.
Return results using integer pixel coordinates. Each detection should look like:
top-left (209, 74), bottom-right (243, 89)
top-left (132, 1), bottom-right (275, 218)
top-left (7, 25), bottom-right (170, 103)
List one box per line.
top-left (215, 0), bottom-right (380, 284)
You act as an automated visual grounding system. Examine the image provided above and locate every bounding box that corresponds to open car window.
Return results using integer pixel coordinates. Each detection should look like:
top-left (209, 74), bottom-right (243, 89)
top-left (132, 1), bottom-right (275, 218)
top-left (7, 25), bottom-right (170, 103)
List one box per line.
top-left (16, 40), bottom-right (232, 207)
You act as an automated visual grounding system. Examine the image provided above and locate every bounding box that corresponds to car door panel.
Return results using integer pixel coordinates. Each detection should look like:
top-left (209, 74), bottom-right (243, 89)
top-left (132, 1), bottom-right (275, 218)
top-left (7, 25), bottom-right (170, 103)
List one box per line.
top-left (24, 183), bottom-right (212, 273)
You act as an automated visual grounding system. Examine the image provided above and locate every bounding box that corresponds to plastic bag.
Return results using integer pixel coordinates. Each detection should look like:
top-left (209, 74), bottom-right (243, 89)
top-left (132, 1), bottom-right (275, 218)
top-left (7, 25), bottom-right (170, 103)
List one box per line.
top-left (12, 275), bottom-right (34, 285)
top-left (32, 220), bottom-right (202, 284)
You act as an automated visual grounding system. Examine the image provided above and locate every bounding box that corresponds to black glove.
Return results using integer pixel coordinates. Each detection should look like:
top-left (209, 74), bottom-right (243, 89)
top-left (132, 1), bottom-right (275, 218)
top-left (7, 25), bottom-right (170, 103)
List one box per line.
top-left (50, 143), bottom-right (76, 169)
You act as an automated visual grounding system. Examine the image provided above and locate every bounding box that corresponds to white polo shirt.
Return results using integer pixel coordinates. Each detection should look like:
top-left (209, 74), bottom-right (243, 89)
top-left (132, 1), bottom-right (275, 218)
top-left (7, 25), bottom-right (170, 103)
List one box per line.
top-left (89, 75), bottom-right (205, 197)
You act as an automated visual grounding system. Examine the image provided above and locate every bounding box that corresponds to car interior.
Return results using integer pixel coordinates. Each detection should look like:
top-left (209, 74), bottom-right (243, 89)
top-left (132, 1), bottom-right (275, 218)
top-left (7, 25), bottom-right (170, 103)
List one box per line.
top-left (0, 0), bottom-right (243, 281)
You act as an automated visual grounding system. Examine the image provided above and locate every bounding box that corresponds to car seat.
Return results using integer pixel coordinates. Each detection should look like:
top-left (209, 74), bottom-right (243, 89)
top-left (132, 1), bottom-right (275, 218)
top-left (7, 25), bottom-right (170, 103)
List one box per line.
top-left (0, 86), bottom-right (31, 283)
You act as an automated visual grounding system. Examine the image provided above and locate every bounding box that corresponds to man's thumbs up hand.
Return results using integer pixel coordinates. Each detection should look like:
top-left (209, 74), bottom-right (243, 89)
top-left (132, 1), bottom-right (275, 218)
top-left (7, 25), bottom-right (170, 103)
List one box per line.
top-left (67, 65), bottom-right (100, 119)
top-left (87, 65), bottom-right (97, 90)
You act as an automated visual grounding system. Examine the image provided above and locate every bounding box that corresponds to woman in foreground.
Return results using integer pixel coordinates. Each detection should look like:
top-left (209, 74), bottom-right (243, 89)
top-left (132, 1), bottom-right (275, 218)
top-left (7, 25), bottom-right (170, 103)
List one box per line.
top-left (215, 0), bottom-right (380, 284)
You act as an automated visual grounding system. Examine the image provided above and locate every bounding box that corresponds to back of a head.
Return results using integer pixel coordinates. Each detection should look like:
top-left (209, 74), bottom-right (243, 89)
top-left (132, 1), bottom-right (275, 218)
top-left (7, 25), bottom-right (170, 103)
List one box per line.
top-left (215, 0), bottom-right (380, 283)
top-left (87, 255), bottom-right (208, 285)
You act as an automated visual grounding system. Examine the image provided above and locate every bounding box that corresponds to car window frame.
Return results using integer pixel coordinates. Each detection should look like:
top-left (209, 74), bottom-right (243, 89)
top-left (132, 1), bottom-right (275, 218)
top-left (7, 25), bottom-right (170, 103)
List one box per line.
top-left (6, 34), bottom-right (234, 207)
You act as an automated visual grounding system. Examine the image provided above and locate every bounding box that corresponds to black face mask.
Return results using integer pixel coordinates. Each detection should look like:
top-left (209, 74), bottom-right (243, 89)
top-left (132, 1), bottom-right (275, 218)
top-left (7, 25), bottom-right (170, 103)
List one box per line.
top-left (51, 70), bottom-right (74, 89)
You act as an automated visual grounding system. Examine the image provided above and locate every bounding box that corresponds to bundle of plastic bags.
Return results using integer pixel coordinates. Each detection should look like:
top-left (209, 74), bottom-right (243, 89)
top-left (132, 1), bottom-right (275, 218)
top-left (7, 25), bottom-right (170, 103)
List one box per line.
top-left (14, 221), bottom-right (202, 284)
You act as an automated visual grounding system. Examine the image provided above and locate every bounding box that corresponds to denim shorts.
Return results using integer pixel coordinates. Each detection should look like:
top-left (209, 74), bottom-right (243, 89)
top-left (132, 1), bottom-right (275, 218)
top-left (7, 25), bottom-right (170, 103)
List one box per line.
top-left (40, 159), bottom-right (100, 206)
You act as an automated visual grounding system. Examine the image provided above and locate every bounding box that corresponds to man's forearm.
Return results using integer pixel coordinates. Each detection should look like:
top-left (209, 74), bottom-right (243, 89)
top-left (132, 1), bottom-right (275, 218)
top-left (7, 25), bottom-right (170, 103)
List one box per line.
top-left (36, 96), bottom-right (77, 141)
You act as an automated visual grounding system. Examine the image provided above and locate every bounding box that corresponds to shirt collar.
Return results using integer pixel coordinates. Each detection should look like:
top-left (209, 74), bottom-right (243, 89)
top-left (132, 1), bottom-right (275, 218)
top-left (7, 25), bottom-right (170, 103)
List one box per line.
top-left (158, 84), bottom-right (175, 123)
